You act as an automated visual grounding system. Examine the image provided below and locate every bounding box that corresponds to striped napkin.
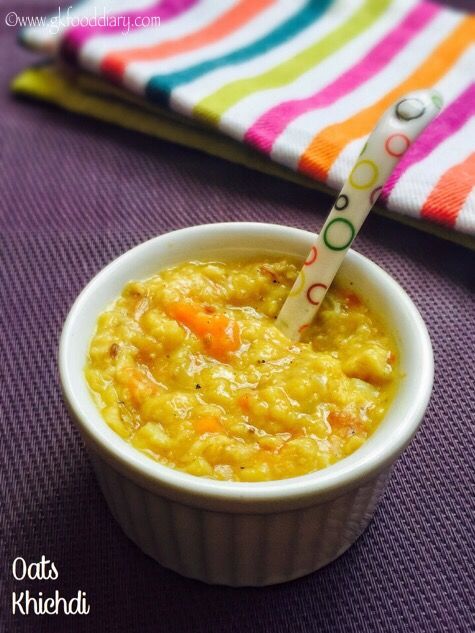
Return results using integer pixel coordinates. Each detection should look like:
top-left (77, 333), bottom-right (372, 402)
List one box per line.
top-left (18, 0), bottom-right (475, 240)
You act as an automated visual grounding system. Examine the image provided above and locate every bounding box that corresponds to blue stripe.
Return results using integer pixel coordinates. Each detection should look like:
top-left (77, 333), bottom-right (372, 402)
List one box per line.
top-left (145, 0), bottom-right (331, 104)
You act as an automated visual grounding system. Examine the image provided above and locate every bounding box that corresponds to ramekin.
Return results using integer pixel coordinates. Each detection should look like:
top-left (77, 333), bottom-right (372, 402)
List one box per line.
top-left (59, 223), bottom-right (433, 586)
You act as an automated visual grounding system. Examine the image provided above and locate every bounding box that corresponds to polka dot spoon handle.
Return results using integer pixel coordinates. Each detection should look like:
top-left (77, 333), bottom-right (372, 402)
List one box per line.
top-left (276, 89), bottom-right (443, 341)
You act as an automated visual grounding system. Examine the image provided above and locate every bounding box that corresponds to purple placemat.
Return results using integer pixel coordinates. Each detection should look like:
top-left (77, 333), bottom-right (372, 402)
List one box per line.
top-left (1, 3), bottom-right (474, 632)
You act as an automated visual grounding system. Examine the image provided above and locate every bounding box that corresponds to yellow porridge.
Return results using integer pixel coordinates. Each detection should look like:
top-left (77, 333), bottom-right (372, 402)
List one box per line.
top-left (85, 259), bottom-right (399, 482)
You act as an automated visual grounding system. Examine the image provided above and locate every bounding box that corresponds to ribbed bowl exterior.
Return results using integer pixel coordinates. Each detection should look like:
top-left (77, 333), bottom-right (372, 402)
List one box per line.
top-left (90, 451), bottom-right (389, 586)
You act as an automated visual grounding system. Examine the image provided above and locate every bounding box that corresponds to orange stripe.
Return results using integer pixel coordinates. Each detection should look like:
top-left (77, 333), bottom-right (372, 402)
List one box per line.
top-left (101, 0), bottom-right (274, 79)
top-left (298, 17), bottom-right (475, 182)
top-left (421, 152), bottom-right (475, 226)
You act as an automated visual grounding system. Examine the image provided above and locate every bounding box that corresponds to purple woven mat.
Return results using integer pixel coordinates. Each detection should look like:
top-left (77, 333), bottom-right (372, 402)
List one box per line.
top-left (1, 3), bottom-right (474, 632)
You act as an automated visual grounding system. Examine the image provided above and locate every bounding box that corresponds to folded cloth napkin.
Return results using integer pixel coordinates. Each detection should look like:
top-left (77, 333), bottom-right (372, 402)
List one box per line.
top-left (17, 0), bottom-right (475, 241)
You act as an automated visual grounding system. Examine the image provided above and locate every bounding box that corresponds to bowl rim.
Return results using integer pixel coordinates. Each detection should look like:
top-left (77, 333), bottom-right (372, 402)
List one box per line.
top-left (59, 222), bottom-right (434, 508)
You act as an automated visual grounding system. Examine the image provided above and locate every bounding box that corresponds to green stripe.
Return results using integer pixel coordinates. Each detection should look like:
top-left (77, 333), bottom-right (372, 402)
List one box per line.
top-left (193, 0), bottom-right (391, 125)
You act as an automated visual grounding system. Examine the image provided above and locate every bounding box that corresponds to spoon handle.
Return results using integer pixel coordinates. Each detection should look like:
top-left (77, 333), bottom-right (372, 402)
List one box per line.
top-left (276, 89), bottom-right (443, 341)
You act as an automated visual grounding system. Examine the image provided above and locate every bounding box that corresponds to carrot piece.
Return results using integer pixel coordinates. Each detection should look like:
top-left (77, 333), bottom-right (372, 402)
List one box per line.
top-left (344, 291), bottom-right (361, 308)
top-left (123, 367), bottom-right (158, 406)
top-left (136, 348), bottom-right (154, 366)
top-left (237, 393), bottom-right (251, 413)
top-left (329, 411), bottom-right (364, 436)
top-left (167, 300), bottom-right (240, 360)
top-left (193, 416), bottom-right (224, 435)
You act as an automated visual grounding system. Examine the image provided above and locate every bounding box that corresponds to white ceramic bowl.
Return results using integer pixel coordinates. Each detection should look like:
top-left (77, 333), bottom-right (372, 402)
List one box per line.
top-left (59, 223), bottom-right (433, 586)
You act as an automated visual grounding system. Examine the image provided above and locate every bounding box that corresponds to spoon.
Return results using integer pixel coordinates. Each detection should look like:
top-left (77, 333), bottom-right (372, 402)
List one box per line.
top-left (276, 89), bottom-right (443, 341)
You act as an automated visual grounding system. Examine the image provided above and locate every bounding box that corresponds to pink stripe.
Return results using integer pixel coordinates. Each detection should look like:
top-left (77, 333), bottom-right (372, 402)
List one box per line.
top-left (244, 2), bottom-right (440, 153)
top-left (381, 82), bottom-right (475, 200)
top-left (60, 0), bottom-right (198, 63)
